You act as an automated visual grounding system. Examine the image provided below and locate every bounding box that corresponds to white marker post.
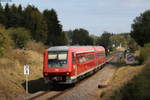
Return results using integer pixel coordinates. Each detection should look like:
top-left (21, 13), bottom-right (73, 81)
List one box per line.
top-left (24, 64), bottom-right (29, 94)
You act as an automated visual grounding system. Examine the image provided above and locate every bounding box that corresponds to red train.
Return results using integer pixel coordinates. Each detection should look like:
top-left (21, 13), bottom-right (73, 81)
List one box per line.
top-left (43, 46), bottom-right (106, 84)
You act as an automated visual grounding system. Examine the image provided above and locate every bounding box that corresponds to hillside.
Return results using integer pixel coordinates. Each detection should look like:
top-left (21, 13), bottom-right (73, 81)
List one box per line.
top-left (98, 61), bottom-right (150, 100)
top-left (0, 49), bottom-right (43, 99)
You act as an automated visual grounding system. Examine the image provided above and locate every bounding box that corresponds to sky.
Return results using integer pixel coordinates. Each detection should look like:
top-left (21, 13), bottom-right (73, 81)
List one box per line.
top-left (2, 0), bottom-right (150, 35)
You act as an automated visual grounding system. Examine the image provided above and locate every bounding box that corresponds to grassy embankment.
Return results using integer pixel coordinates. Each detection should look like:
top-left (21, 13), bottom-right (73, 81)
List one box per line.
top-left (98, 45), bottom-right (150, 100)
top-left (0, 41), bottom-right (45, 98)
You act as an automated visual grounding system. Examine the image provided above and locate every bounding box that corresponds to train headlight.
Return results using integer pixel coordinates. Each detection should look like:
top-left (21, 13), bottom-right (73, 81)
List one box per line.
top-left (44, 72), bottom-right (48, 76)
top-left (66, 72), bottom-right (70, 75)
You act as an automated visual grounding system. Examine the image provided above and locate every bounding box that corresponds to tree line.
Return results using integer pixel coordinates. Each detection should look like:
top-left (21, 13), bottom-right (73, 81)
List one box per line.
top-left (0, 3), bottom-right (95, 47)
top-left (0, 3), bottom-right (67, 46)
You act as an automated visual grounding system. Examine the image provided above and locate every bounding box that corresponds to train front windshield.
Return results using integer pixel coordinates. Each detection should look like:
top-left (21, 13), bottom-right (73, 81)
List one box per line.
top-left (48, 51), bottom-right (67, 68)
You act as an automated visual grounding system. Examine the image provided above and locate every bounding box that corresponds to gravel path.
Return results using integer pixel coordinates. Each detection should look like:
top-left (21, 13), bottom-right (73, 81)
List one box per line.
top-left (53, 64), bottom-right (117, 100)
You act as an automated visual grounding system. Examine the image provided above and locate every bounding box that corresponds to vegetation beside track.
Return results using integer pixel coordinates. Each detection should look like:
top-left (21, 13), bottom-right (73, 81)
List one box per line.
top-left (99, 44), bottom-right (150, 100)
top-left (0, 42), bottom-right (44, 98)
top-left (99, 64), bottom-right (144, 100)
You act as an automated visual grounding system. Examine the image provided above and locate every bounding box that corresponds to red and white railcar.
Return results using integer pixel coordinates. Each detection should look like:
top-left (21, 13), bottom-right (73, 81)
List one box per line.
top-left (43, 46), bottom-right (106, 84)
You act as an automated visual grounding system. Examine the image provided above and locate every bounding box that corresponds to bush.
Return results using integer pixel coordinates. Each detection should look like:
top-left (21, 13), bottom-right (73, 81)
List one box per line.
top-left (0, 25), bottom-right (13, 57)
top-left (139, 43), bottom-right (150, 63)
top-left (0, 47), bottom-right (5, 57)
top-left (7, 27), bottom-right (31, 48)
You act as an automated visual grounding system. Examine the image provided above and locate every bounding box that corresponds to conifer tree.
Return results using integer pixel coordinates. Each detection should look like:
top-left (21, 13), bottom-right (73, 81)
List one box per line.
top-left (0, 3), bottom-right (6, 25)
top-left (24, 5), bottom-right (48, 43)
top-left (9, 4), bottom-right (19, 27)
top-left (4, 3), bottom-right (11, 28)
top-left (43, 9), bottom-right (67, 46)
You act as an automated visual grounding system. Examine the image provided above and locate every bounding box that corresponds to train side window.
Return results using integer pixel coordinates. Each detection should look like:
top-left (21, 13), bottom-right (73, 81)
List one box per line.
top-left (86, 53), bottom-right (94, 61)
top-left (77, 53), bottom-right (96, 64)
top-left (91, 54), bottom-right (94, 60)
top-left (78, 55), bottom-right (86, 64)
top-left (82, 56), bottom-right (86, 62)
top-left (98, 53), bottom-right (101, 58)
top-left (97, 53), bottom-right (105, 58)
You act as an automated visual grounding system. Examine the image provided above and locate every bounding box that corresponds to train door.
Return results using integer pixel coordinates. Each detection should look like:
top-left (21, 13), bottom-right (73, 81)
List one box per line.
top-left (96, 53), bottom-right (99, 66)
top-left (72, 52), bottom-right (78, 76)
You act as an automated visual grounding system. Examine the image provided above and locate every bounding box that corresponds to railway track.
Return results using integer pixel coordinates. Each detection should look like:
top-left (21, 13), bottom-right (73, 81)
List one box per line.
top-left (27, 71), bottom-right (96, 100)
top-left (26, 56), bottom-right (115, 100)
top-left (27, 88), bottom-right (71, 100)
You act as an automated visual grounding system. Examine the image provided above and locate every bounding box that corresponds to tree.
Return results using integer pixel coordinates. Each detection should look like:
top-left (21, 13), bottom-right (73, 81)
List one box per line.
top-left (43, 9), bottom-right (67, 46)
top-left (59, 31), bottom-right (69, 45)
top-left (4, 3), bottom-right (11, 28)
top-left (1, 4), bottom-right (24, 28)
top-left (9, 4), bottom-right (24, 27)
top-left (24, 5), bottom-right (48, 43)
top-left (65, 30), bottom-right (73, 45)
top-left (131, 10), bottom-right (150, 46)
top-left (110, 33), bottom-right (128, 49)
top-left (96, 31), bottom-right (112, 52)
top-left (0, 3), bottom-right (6, 25)
top-left (17, 4), bottom-right (24, 26)
top-left (89, 34), bottom-right (98, 45)
top-left (9, 4), bottom-right (20, 27)
top-left (72, 28), bottom-right (93, 45)
top-left (24, 5), bottom-right (36, 38)
top-left (110, 33), bottom-right (139, 52)
top-left (86, 36), bottom-right (94, 45)
top-left (127, 37), bottom-right (139, 52)
top-left (32, 11), bottom-right (48, 43)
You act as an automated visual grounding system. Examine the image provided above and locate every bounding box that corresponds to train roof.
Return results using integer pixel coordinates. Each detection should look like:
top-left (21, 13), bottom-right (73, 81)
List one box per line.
top-left (48, 46), bottom-right (105, 52)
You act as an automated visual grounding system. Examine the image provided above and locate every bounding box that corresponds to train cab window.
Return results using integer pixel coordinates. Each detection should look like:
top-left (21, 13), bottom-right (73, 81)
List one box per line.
top-left (58, 54), bottom-right (67, 60)
top-left (48, 51), bottom-right (67, 68)
top-left (48, 54), bottom-right (57, 59)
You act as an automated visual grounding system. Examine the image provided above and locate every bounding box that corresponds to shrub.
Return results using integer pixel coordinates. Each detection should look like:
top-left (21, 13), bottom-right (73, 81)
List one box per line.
top-left (7, 27), bottom-right (31, 48)
top-left (0, 25), bottom-right (13, 57)
top-left (139, 43), bottom-right (150, 63)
